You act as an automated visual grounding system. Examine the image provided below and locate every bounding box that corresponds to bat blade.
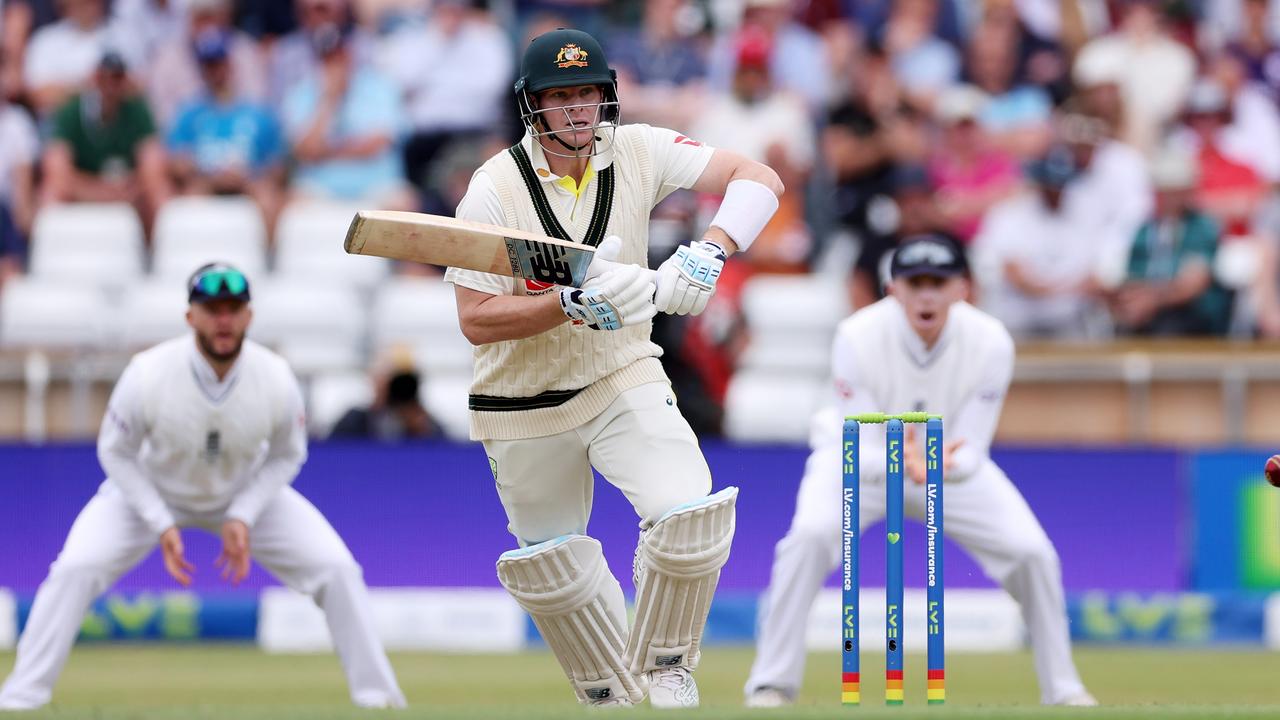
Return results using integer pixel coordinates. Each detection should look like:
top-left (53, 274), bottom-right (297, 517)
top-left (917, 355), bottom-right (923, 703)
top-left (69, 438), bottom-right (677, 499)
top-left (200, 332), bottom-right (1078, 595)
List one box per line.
top-left (344, 210), bottom-right (597, 287)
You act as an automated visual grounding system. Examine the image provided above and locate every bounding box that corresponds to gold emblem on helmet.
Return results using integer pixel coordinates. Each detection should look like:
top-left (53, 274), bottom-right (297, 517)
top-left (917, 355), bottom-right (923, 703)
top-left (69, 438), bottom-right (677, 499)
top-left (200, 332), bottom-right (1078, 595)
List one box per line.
top-left (555, 43), bottom-right (589, 68)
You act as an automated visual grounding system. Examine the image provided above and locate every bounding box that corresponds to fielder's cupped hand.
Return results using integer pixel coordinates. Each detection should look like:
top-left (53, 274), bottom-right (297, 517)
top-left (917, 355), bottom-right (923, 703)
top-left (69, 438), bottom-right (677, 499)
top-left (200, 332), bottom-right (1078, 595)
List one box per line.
top-left (654, 240), bottom-right (727, 316)
top-left (903, 428), bottom-right (966, 485)
top-left (160, 527), bottom-right (195, 587)
top-left (215, 519), bottom-right (252, 585)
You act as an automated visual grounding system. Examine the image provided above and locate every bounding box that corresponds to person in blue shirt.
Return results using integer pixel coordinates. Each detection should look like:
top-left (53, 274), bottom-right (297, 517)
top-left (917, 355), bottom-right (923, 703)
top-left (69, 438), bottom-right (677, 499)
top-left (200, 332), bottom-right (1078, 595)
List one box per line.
top-left (282, 21), bottom-right (414, 210)
top-left (167, 28), bottom-right (286, 238)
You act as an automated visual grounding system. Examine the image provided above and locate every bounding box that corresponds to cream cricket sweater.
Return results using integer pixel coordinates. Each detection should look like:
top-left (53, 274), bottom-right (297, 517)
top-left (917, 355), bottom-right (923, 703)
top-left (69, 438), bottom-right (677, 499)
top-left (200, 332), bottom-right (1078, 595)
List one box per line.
top-left (444, 125), bottom-right (715, 440)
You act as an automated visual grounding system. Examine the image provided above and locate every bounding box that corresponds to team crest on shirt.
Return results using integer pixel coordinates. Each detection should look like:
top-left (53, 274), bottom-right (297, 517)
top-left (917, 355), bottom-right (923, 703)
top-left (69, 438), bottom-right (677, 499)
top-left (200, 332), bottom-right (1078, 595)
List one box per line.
top-left (555, 44), bottom-right (589, 68)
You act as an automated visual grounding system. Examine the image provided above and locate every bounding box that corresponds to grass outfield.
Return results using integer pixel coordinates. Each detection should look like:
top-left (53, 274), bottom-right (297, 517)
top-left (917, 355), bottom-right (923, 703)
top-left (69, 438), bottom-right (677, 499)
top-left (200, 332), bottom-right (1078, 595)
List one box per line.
top-left (0, 645), bottom-right (1275, 718)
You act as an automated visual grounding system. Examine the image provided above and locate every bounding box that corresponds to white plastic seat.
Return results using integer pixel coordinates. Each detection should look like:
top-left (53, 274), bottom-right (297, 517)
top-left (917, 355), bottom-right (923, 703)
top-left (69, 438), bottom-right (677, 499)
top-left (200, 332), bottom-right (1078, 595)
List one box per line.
top-left (275, 201), bottom-right (390, 287)
top-left (421, 372), bottom-right (473, 441)
top-left (0, 279), bottom-right (107, 349)
top-left (152, 197), bottom-right (268, 280)
top-left (250, 279), bottom-right (365, 375)
top-left (309, 370), bottom-right (374, 436)
top-left (28, 203), bottom-right (145, 286)
top-left (738, 275), bottom-right (848, 374)
top-left (723, 372), bottom-right (824, 443)
top-left (116, 281), bottom-right (190, 349)
top-left (371, 276), bottom-right (472, 373)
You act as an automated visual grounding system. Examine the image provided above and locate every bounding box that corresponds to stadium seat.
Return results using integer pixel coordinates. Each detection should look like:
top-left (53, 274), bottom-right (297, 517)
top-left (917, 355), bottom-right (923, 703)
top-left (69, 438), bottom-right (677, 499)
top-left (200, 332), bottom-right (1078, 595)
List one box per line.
top-left (116, 281), bottom-right (190, 349)
top-left (308, 370), bottom-right (374, 437)
top-left (738, 275), bottom-right (848, 374)
top-left (723, 372), bottom-right (824, 443)
top-left (152, 197), bottom-right (268, 280)
top-left (28, 203), bottom-right (145, 286)
top-left (370, 276), bottom-right (473, 374)
top-left (250, 279), bottom-right (366, 375)
top-left (275, 201), bottom-right (390, 287)
top-left (421, 372), bottom-right (472, 441)
top-left (0, 278), bottom-right (107, 349)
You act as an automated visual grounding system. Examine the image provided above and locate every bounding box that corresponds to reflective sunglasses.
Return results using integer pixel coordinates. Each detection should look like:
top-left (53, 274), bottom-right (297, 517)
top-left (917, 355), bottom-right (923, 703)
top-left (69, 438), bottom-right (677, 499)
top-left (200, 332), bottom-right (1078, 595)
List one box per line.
top-left (190, 267), bottom-right (249, 301)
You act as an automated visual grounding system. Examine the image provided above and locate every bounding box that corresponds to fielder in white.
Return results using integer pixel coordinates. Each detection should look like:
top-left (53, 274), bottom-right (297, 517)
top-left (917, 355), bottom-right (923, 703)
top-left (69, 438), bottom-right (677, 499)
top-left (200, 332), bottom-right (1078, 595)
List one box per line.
top-left (744, 235), bottom-right (1097, 707)
top-left (0, 264), bottom-right (405, 711)
top-left (445, 28), bottom-right (782, 708)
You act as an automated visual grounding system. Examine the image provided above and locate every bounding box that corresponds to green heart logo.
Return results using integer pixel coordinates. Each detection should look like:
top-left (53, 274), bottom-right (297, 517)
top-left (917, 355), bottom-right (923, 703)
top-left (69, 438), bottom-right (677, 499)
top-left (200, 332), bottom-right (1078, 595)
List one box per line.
top-left (887, 532), bottom-right (901, 544)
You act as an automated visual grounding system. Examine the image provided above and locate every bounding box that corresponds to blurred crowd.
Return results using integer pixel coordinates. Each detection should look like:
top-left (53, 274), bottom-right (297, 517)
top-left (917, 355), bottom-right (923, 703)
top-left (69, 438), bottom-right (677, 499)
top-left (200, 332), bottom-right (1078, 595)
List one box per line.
top-left (6, 0), bottom-right (1280, 434)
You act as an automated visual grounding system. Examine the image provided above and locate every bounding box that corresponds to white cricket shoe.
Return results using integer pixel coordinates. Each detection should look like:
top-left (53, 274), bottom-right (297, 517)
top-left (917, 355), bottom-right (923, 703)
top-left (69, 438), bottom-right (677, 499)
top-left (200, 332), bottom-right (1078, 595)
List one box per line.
top-left (745, 687), bottom-right (793, 708)
top-left (647, 667), bottom-right (699, 709)
top-left (1055, 691), bottom-right (1099, 707)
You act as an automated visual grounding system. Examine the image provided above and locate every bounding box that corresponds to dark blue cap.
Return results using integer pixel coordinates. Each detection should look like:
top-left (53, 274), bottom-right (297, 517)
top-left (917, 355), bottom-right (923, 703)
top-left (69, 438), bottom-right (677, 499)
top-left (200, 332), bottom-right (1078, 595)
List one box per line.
top-left (192, 29), bottom-right (232, 64)
top-left (890, 233), bottom-right (969, 280)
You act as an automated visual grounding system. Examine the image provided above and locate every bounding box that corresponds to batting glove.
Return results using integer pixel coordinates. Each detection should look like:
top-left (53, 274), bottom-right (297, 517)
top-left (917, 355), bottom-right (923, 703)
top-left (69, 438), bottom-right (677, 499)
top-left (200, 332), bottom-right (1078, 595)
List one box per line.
top-left (654, 240), bottom-right (727, 316)
top-left (560, 263), bottom-right (657, 330)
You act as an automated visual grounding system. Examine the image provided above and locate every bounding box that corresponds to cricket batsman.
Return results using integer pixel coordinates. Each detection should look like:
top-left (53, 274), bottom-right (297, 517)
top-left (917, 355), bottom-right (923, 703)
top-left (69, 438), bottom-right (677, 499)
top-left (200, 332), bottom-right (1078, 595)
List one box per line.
top-left (0, 264), bottom-right (405, 711)
top-left (744, 235), bottom-right (1097, 707)
top-left (445, 28), bottom-right (783, 708)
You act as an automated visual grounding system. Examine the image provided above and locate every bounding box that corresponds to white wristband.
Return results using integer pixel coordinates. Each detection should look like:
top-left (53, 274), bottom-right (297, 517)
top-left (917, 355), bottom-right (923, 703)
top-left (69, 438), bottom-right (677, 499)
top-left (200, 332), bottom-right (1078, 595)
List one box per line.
top-left (708, 178), bottom-right (780, 253)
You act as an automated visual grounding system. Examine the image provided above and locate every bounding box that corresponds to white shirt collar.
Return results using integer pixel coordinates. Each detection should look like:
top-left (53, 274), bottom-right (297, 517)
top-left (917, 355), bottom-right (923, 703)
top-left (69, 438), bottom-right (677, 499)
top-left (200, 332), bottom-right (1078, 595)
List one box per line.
top-left (891, 297), bottom-right (955, 368)
top-left (521, 122), bottom-right (617, 183)
top-left (187, 333), bottom-right (243, 404)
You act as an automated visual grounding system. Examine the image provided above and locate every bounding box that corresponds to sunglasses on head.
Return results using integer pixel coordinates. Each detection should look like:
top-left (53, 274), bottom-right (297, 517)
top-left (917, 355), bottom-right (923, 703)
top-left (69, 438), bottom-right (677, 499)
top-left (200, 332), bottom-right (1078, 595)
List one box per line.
top-left (190, 267), bottom-right (248, 300)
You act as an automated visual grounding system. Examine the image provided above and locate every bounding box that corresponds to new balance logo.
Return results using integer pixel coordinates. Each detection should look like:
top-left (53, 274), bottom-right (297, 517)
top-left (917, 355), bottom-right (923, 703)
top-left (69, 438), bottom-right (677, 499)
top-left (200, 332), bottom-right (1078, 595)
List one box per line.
top-left (656, 654), bottom-right (683, 667)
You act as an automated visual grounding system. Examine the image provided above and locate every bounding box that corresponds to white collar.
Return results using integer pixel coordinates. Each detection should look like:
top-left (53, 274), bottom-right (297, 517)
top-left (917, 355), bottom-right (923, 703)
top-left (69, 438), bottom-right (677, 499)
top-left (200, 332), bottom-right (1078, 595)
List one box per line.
top-left (521, 122), bottom-right (617, 183)
top-left (187, 334), bottom-right (243, 404)
top-left (891, 298), bottom-right (955, 368)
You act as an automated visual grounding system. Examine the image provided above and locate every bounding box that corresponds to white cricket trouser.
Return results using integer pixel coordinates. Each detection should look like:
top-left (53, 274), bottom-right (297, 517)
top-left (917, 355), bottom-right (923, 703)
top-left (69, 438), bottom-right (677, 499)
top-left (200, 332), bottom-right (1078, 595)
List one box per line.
top-left (745, 439), bottom-right (1086, 705)
top-left (0, 483), bottom-right (405, 710)
top-left (483, 381), bottom-right (712, 545)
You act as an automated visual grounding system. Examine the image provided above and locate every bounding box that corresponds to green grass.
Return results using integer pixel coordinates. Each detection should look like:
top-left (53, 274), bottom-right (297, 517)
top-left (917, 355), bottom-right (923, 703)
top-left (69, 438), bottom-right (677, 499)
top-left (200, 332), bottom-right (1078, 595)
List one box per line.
top-left (0, 645), bottom-right (1274, 718)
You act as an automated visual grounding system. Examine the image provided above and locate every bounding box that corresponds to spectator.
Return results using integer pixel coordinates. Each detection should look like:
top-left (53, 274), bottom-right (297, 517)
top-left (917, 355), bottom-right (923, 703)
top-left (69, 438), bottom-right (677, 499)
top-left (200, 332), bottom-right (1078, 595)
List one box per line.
top-left (1205, 0), bottom-right (1280, 52)
top-left (330, 367), bottom-right (441, 441)
top-left (1203, 55), bottom-right (1280, 184)
top-left (282, 22), bottom-right (413, 209)
top-left (1073, 0), bottom-right (1195, 157)
top-left (0, 63), bottom-right (37, 285)
top-left (39, 51), bottom-right (169, 233)
top-left (268, 0), bottom-right (373, 110)
top-left (707, 0), bottom-right (830, 110)
top-left (609, 0), bottom-right (709, 128)
top-left (1109, 148), bottom-right (1231, 336)
top-left (23, 0), bottom-right (119, 116)
top-left (823, 42), bottom-right (930, 273)
top-left (110, 0), bottom-right (187, 72)
top-left (1223, 0), bottom-right (1280, 102)
top-left (166, 29), bottom-right (286, 238)
top-left (975, 0), bottom-right (1072, 104)
top-left (1058, 110), bottom-right (1154, 271)
top-left (927, 84), bottom-right (1021, 243)
top-left (1176, 79), bottom-right (1269, 236)
top-left (965, 18), bottom-right (1054, 158)
top-left (877, 0), bottom-right (960, 105)
top-left (849, 164), bottom-right (951, 308)
top-left (377, 0), bottom-right (510, 212)
top-left (973, 146), bottom-right (1111, 339)
top-left (148, 0), bottom-right (266, 130)
top-left (693, 27), bottom-right (814, 272)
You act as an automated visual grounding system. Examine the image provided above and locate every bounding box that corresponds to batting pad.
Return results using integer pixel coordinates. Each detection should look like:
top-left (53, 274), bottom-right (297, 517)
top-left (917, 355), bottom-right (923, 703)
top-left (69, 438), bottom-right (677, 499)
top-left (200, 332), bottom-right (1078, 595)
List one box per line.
top-left (496, 535), bottom-right (645, 704)
top-left (626, 486), bottom-right (738, 674)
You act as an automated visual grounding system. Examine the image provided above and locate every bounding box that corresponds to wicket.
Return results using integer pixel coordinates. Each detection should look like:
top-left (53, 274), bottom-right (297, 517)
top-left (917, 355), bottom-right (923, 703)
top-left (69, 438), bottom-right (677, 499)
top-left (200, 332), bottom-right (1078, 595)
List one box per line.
top-left (841, 413), bottom-right (945, 706)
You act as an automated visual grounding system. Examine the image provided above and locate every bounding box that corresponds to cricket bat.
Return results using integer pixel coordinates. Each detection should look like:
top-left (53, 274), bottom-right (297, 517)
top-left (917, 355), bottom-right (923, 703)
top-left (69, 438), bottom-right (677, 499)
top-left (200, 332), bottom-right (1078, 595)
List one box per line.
top-left (344, 210), bottom-right (598, 288)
